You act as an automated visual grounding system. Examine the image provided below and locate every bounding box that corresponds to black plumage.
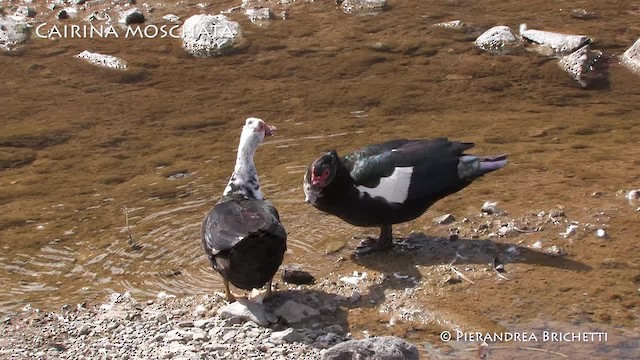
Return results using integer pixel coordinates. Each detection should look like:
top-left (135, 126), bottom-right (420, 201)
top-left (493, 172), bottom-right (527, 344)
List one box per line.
top-left (202, 195), bottom-right (286, 293)
top-left (303, 138), bottom-right (507, 254)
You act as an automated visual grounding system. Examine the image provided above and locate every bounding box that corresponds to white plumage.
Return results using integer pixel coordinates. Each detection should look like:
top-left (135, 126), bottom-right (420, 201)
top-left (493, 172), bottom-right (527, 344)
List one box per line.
top-left (356, 166), bottom-right (414, 204)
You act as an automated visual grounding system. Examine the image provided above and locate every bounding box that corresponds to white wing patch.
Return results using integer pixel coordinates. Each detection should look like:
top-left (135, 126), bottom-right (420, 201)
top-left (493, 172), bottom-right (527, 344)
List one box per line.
top-left (356, 166), bottom-right (414, 204)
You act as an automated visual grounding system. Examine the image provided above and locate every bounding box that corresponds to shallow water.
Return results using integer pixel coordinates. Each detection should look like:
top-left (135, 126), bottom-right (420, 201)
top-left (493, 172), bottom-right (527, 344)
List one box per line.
top-left (1, 0), bottom-right (640, 357)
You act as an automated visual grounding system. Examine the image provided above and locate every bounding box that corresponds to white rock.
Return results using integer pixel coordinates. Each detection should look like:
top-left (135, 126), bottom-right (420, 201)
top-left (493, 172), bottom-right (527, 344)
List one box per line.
top-left (180, 14), bottom-right (244, 57)
top-left (157, 291), bottom-right (175, 301)
top-left (339, 271), bottom-right (367, 285)
top-left (498, 225), bottom-right (515, 237)
top-left (475, 26), bottom-right (519, 53)
top-left (520, 23), bottom-right (591, 55)
top-left (480, 201), bottom-right (505, 215)
top-left (544, 245), bottom-right (567, 257)
top-left (192, 304), bottom-right (207, 317)
top-left (622, 39), bottom-right (640, 74)
top-left (269, 328), bottom-right (299, 343)
top-left (63, 7), bottom-right (79, 18)
top-left (245, 7), bottom-right (271, 23)
top-left (217, 299), bottom-right (275, 326)
top-left (76, 50), bottom-right (128, 69)
top-left (595, 229), bottom-right (606, 238)
top-left (273, 300), bottom-right (320, 324)
top-left (164, 329), bottom-right (186, 343)
top-left (560, 224), bottom-right (578, 238)
top-left (0, 16), bottom-right (30, 51)
top-left (341, 0), bottom-right (388, 16)
top-left (433, 214), bottom-right (455, 225)
top-left (531, 240), bottom-right (543, 249)
top-left (626, 189), bottom-right (640, 203)
top-left (433, 20), bottom-right (465, 29)
top-left (193, 318), bottom-right (211, 328)
top-left (163, 14), bottom-right (180, 23)
top-left (190, 328), bottom-right (209, 341)
top-left (558, 44), bottom-right (607, 87)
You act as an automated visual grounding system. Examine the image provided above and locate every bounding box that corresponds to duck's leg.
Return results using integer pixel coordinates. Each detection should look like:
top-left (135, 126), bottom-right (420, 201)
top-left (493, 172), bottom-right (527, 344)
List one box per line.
top-left (223, 279), bottom-right (238, 302)
top-left (355, 224), bottom-right (393, 255)
top-left (266, 279), bottom-right (273, 298)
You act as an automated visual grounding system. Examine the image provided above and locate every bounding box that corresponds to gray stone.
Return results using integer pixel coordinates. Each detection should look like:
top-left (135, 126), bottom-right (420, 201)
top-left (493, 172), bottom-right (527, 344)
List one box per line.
top-left (203, 343), bottom-right (227, 351)
top-left (322, 336), bottom-right (419, 360)
top-left (78, 325), bottom-right (91, 336)
top-left (558, 44), bottom-right (608, 88)
top-left (76, 50), bottom-right (128, 69)
top-left (622, 38), bottom-right (640, 75)
top-left (0, 16), bottom-right (30, 51)
top-left (222, 330), bottom-right (237, 343)
top-left (316, 332), bottom-right (340, 343)
top-left (190, 328), bottom-right (208, 342)
top-left (269, 328), bottom-right (299, 343)
top-left (217, 299), bottom-right (275, 326)
top-left (121, 8), bottom-right (145, 24)
top-left (164, 329), bottom-right (186, 343)
top-left (520, 23), bottom-right (591, 55)
top-left (56, 10), bottom-right (69, 20)
top-left (15, 6), bottom-right (37, 18)
top-left (341, 0), bottom-right (388, 16)
top-left (475, 25), bottom-right (519, 53)
top-left (193, 319), bottom-right (211, 329)
top-left (282, 265), bottom-right (315, 285)
top-left (180, 14), bottom-right (244, 57)
top-left (274, 300), bottom-right (320, 324)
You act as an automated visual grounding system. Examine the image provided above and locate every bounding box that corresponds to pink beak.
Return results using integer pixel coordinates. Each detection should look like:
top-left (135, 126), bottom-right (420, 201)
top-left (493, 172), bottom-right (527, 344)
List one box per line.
top-left (265, 125), bottom-right (276, 137)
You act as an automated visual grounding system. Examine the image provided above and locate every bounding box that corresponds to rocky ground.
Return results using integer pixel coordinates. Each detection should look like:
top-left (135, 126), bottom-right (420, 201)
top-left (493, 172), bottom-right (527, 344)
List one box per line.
top-left (0, 287), bottom-right (420, 359)
top-left (1, 192), bottom-right (638, 359)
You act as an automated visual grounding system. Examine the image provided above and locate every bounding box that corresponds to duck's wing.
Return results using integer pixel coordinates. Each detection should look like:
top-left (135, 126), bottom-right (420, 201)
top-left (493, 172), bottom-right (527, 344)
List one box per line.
top-left (344, 139), bottom-right (476, 204)
top-left (201, 197), bottom-right (286, 258)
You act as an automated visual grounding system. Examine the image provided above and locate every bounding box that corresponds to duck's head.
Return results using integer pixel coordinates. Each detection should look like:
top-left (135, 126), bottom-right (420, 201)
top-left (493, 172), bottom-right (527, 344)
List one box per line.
top-left (242, 117), bottom-right (276, 141)
top-left (305, 151), bottom-right (339, 204)
top-left (309, 150), bottom-right (340, 188)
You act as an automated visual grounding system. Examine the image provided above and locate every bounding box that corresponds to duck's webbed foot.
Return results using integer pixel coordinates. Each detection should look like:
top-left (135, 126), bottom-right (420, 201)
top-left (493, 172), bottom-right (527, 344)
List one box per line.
top-left (354, 225), bottom-right (393, 255)
top-left (223, 279), bottom-right (243, 302)
top-left (248, 279), bottom-right (275, 304)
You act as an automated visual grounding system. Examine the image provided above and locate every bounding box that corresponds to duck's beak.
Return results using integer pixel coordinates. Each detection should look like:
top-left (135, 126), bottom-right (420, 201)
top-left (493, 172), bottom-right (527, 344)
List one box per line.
top-left (265, 125), bottom-right (276, 137)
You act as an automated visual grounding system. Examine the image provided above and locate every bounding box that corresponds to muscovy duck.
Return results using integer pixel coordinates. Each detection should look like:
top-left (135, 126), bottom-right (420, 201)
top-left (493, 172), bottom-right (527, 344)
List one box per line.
top-left (202, 117), bottom-right (287, 302)
top-left (303, 138), bottom-right (507, 255)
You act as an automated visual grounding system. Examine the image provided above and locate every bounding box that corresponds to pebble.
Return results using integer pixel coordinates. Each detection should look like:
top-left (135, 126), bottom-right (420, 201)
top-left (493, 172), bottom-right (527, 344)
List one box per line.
top-left (433, 214), bottom-right (455, 225)
top-left (545, 245), bottom-right (568, 257)
top-left (481, 201), bottom-right (505, 215)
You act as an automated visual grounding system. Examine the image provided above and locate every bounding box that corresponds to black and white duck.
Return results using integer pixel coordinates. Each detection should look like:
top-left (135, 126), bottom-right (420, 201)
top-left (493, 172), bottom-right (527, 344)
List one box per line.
top-left (202, 117), bottom-right (287, 302)
top-left (303, 138), bottom-right (507, 255)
